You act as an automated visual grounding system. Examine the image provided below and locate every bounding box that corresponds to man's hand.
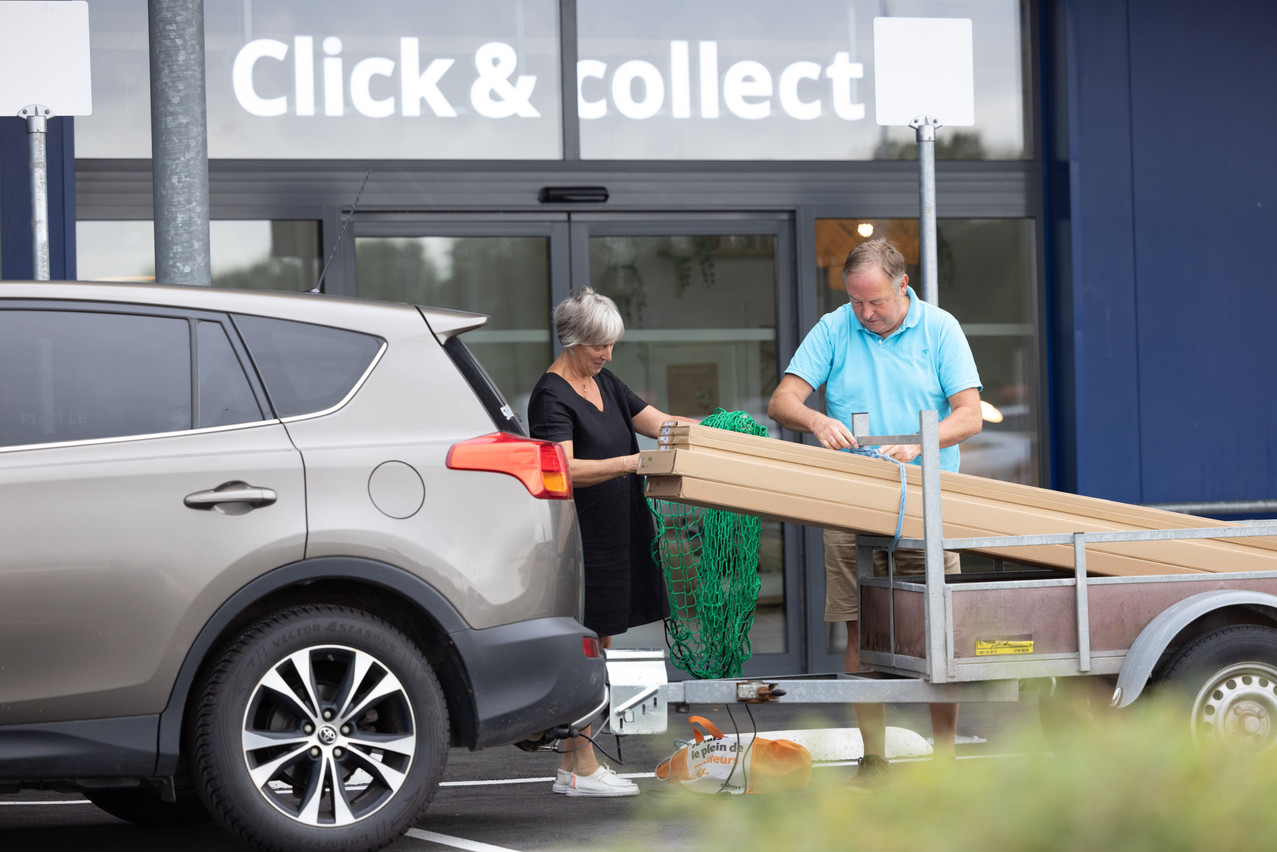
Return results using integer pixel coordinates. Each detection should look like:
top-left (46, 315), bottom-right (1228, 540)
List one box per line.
top-left (875, 443), bottom-right (920, 463)
top-left (769, 374), bottom-right (861, 450)
top-left (812, 412), bottom-right (859, 451)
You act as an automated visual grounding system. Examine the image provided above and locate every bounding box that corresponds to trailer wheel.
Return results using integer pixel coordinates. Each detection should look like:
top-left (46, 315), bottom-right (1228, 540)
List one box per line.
top-left (1159, 625), bottom-right (1277, 752)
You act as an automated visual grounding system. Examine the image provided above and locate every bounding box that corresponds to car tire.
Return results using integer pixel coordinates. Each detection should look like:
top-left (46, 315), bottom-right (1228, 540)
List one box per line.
top-left (84, 785), bottom-right (210, 826)
top-left (188, 605), bottom-right (448, 852)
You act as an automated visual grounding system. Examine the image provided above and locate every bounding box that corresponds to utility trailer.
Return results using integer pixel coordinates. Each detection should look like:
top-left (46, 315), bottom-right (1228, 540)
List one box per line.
top-left (607, 410), bottom-right (1277, 750)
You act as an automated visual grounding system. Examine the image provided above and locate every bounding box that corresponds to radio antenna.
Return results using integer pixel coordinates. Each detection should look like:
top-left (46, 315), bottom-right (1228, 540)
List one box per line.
top-left (312, 168), bottom-right (373, 294)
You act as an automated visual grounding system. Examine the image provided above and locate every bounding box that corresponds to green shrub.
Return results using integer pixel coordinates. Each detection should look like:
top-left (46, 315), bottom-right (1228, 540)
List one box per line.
top-left (620, 700), bottom-right (1277, 852)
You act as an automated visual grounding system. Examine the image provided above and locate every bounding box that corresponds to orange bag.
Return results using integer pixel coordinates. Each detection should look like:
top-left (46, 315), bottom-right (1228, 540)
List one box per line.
top-left (654, 715), bottom-right (812, 795)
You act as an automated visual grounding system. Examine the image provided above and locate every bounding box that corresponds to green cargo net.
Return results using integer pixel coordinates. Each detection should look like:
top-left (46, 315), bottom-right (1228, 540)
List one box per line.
top-left (649, 409), bottom-right (766, 679)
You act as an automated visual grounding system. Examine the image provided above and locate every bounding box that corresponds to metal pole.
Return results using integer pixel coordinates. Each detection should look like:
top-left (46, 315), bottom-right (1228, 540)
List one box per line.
top-left (1145, 499), bottom-right (1277, 516)
top-left (149, 0), bottom-right (211, 286)
top-left (1072, 532), bottom-right (1092, 673)
top-left (19, 104), bottom-right (52, 281)
top-left (910, 115), bottom-right (941, 306)
top-left (919, 409), bottom-right (949, 682)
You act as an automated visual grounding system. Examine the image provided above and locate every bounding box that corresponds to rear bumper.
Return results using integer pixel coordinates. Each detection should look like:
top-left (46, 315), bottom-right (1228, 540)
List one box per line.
top-left (451, 617), bottom-right (607, 749)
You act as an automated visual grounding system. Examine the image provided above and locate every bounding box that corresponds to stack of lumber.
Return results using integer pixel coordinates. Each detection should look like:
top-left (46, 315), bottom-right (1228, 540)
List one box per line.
top-left (640, 424), bottom-right (1277, 577)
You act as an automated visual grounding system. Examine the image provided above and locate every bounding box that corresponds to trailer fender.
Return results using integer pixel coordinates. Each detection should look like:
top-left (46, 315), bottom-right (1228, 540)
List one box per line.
top-left (1113, 590), bottom-right (1277, 708)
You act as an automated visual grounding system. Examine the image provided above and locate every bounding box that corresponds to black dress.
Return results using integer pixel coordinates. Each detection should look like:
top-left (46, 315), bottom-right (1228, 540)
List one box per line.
top-left (528, 369), bottom-right (668, 637)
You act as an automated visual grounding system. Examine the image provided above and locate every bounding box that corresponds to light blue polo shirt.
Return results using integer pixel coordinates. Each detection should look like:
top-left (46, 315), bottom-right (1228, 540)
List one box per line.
top-left (783, 286), bottom-right (982, 472)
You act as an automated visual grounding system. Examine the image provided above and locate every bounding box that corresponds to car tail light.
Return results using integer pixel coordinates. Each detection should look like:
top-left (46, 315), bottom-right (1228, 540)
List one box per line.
top-left (582, 637), bottom-right (602, 658)
top-left (447, 433), bottom-right (573, 500)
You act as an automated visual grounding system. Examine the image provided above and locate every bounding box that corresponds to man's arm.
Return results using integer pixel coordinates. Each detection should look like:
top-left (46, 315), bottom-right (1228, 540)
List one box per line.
top-left (877, 386), bottom-right (983, 463)
top-left (767, 374), bottom-right (859, 451)
top-left (937, 387), bottom-right (983, 447)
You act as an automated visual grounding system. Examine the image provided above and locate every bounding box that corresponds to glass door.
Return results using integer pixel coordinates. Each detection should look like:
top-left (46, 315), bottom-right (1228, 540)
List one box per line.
top-left (351, 212), bottom-right (803, 676)
top-left (568, 215), bottom-right (798, 675)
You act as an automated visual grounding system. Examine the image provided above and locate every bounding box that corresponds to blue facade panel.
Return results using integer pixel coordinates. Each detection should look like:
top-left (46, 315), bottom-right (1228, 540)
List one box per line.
top-left (1055, 0), bottom-right (1276, 507)
top-left (1058, 0), bottom-right (1142, 502)
top-left (1126, 0), bottom-right (1277, 504)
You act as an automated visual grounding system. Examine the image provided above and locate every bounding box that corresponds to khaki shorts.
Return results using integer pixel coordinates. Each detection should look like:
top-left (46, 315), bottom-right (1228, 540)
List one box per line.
top-left (824, 528), bottom-right (961, 622)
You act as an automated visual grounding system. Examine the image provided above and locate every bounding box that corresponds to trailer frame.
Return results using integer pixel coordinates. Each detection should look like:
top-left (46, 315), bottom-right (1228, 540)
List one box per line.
top-left (607, 410), bottom-right (1277, 740)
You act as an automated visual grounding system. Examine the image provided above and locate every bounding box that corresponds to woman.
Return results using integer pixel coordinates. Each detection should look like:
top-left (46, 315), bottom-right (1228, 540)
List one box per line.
top-left (529, 286), bottom-right (696, 798)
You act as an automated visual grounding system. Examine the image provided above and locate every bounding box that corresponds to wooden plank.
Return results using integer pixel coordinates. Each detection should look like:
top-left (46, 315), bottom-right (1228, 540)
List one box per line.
top-left (644, 476), bottom-right (1199, 577)
top-left (658, 429), bottom-right (1246, 536)
top-left (652, 425), bottom-right (1259, 537)
top-left (655, 425), bottom-right (1277, 551)
top-left (642, 451), bottom-right (1210, 574)
top-left (641, 426), bottom-right (1277, 577)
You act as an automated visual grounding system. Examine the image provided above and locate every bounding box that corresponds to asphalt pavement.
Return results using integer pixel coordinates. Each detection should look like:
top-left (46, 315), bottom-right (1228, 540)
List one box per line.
top-left (0, 696), bottom-right (1049, 852)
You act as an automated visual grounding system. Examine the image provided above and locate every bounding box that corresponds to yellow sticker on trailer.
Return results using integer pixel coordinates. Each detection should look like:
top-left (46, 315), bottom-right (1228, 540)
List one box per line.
top-left (976, 639), bottom-right (1034, 656)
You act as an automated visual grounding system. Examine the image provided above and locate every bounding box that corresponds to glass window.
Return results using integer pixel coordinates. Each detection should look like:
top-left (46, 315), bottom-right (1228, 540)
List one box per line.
top-left (0, 310), bottom-right (191, 447)
top-left (197, 321), bottom-right (264, 428)
top-left (208, 222), bottom-right (322, 291)
top-left (232, 316), bottom-right (383, 418)
top-left (577, 0), bottom-right (1028, 160)
top-left (75, 220), bottom-right (155, 283)
top-left (589, 234), bottom-right (779, 428)
top-left (77, 0), bottom-right (562, 160)
top-left (354, 235), bottom-right (552, 426)
top-left (76, 220), bottom-right (321, 291)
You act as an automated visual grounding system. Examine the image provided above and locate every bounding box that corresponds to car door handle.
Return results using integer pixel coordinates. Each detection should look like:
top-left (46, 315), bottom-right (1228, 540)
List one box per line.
top-left (184, 481), bottom-right (278, 511)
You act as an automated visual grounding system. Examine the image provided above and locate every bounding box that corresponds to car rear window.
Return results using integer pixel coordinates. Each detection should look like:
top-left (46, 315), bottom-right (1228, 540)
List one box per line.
top-left (233, 314), bottom-right (383, 418)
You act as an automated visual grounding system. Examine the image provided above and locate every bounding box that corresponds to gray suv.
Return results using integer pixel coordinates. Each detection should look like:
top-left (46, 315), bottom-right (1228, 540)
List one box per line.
top-left (0, 281), bottom-right (606, 851)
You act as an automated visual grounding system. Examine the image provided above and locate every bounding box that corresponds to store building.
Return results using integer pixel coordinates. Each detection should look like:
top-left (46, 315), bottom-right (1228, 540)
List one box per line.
top-left (1, 0), bottom-right (1273, 675)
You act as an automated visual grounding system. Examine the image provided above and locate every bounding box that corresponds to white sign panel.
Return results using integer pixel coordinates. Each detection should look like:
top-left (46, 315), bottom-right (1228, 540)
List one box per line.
top-left (0, 1), bottom-right (93, 116)
top-left (873, 17), bottom-right (973, 127)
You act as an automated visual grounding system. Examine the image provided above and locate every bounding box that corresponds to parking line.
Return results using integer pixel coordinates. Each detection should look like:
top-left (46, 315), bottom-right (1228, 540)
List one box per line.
top-left (441, 773), bottom-right (651, 787)
top-left (405, 828), bottom-right (523, 852)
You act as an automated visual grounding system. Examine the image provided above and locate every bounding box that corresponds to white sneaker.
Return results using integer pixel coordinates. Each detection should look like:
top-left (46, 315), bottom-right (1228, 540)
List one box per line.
top-left (564, 765), bottom-right (640, 798)
top-left (552, 768), bottom-right (572, 794)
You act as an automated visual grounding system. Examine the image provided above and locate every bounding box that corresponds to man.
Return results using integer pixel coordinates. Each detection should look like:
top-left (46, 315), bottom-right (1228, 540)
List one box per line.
top-left (767, 238), bottom-right (982, 789)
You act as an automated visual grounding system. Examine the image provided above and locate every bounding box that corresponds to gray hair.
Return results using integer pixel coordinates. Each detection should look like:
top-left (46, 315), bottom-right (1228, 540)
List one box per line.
top-left (553, 286), bottom-right (625, 349)
top-left (843, 238), bottom-right (908, 285)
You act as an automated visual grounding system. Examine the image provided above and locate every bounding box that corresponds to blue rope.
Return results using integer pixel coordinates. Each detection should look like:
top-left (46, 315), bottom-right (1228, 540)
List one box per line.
top-left (850, 448), bottom-right (908, 554)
